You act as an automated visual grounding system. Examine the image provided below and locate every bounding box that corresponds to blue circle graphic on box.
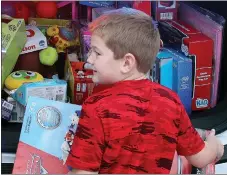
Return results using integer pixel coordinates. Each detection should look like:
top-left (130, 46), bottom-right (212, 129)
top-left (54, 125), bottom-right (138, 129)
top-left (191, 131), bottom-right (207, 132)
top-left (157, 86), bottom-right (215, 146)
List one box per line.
top-left (39, 40), bottom-right (45, 47)
top-left (37, 106), bottom-right (61, 130)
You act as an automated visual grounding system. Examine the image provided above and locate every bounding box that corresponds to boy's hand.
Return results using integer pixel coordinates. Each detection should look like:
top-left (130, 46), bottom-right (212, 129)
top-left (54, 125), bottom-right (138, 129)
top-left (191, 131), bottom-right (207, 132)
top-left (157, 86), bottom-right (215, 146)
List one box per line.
top-left (206, 129), bottom-right (224, 162)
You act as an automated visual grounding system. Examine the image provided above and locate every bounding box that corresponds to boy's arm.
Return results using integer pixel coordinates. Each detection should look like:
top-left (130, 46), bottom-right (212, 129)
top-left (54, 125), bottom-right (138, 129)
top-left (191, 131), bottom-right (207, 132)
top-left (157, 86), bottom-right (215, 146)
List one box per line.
top-left (185, 132), bottom-right (216, 168)
top-left (176, 105), bottom-right (219, 168)
top-left (66, 102), bottom-right (105, 173)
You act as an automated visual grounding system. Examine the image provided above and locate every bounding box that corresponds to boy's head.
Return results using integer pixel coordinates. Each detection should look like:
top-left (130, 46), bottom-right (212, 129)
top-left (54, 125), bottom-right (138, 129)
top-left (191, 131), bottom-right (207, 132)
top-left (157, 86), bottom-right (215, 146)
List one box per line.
top-left (87, 8), bottom-right (160, 84)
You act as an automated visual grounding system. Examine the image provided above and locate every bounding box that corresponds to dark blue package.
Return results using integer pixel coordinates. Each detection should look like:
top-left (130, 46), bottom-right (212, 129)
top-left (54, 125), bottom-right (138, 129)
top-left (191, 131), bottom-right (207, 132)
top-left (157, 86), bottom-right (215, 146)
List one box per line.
top-left (79, 1), bottom-right (115, 8)
top-left (116, 1), bottom-right (133, 8)
top-left (154, 48), bottom-right (192, 115)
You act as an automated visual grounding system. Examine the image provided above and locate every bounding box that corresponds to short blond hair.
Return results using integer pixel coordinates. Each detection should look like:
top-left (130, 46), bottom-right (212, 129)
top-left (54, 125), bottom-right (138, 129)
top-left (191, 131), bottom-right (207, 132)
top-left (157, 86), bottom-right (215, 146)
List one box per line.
top-left (89, 8), bottom-right (160, 73)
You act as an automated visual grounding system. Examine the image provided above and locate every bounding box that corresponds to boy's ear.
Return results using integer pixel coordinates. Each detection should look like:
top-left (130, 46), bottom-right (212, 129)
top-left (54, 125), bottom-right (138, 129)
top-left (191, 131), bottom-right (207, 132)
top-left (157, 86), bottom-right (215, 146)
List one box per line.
top-left (121, 53), bottom-right (137, 74)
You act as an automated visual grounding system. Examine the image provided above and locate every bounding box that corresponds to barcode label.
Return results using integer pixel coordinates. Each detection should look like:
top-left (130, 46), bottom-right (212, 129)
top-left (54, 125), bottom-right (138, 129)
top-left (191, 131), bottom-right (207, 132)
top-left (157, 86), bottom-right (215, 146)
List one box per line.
top-left (56, 94), bottom-right (64, 101)
top-left (2, 101), bottom-right (14, 111)
top-left (160, 12), bottom-right (173, 20)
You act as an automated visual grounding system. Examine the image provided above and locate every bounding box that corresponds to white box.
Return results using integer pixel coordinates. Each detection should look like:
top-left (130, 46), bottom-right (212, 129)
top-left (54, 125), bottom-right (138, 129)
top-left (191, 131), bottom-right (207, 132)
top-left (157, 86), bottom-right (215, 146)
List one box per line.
top-left (20, 25), bottom-right (47, 55)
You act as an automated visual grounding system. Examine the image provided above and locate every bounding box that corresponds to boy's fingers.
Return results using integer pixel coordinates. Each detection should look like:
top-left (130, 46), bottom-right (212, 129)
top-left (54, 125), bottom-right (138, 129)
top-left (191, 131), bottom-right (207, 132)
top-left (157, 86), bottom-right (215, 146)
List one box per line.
top-left (209, 129), bottom-right (216, 136)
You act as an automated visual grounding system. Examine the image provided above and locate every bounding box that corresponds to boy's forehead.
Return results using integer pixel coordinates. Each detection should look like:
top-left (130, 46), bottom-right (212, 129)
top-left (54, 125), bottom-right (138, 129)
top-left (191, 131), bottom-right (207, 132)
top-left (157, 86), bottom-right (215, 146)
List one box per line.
top-left (91, 34), bottom-right (106, 47)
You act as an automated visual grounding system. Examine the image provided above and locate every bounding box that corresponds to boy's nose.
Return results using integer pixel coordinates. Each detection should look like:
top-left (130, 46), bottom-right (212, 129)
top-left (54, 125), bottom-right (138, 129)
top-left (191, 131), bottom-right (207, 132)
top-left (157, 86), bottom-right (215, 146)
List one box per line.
top-left (87, 54), bottom-right (94, 65)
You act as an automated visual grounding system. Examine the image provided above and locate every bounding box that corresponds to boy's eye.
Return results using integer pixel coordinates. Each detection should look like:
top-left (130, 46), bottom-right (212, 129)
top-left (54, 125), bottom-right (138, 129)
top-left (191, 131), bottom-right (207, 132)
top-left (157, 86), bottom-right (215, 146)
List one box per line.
top-left (87, 48), bottom-right (101, 57)
top-left (94, 50), bottom-right (101, 56)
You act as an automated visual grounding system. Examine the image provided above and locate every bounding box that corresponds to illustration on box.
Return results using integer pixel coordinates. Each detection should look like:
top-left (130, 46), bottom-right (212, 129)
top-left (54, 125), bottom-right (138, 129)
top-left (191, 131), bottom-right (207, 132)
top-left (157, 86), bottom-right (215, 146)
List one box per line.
top-left (21, 25), bottom-right (48, 55)
top-left (61, 110), bottom-right (80, 164)
top-left (13, 96), bottom-right (82, 174)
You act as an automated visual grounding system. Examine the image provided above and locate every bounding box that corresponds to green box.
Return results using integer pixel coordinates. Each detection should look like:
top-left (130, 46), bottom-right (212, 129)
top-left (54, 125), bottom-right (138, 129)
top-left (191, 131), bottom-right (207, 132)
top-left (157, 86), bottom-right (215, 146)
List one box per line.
top-left (2, 18), bottom-right (27, 87)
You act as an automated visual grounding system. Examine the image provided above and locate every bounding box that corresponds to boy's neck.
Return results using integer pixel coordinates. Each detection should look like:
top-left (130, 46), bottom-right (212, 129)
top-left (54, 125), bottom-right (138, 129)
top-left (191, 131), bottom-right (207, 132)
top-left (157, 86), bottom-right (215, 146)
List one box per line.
top-left (122, 72), bottom-right (147, 81)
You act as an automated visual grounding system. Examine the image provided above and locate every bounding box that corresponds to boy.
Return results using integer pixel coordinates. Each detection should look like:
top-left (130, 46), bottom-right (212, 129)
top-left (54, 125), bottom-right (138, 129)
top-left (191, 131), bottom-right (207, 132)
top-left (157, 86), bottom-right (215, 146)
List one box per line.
top-left (66, 8), bottom-right (224, 174)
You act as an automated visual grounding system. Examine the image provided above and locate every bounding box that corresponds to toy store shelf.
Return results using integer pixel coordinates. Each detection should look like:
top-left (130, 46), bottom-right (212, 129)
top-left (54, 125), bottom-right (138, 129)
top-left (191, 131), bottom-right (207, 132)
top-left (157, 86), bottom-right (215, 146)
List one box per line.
top-left (2, 122), bottom-right (22, 153)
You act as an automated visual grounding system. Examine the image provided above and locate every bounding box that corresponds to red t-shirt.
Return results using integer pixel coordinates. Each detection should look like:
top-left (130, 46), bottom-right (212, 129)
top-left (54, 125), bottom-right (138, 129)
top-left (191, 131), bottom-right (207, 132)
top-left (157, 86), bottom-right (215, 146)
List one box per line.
top-left (66, 79), bottom-right (205, 174)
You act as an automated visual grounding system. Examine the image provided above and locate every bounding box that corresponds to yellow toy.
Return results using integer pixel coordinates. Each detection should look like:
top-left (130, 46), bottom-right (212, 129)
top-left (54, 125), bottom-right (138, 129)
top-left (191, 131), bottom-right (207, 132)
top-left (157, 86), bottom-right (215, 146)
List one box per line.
top-left (4, 70), bottom-right (44, 90)
top-left (46, 25), bottom-right (79, 53)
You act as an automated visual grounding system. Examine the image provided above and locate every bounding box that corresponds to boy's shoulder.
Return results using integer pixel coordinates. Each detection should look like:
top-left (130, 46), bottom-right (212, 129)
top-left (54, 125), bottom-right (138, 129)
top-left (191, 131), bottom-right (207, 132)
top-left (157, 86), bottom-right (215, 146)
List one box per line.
top-left (84, 80), bottom-right (182, 110)
top-left (152, 82), bottom-right (182, 105)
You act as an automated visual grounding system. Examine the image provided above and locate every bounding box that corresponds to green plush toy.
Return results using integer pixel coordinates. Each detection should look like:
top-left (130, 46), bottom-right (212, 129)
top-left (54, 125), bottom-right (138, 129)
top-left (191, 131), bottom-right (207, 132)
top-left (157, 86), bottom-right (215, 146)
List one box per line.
top-left (39, 47), bottom-right (58, 66)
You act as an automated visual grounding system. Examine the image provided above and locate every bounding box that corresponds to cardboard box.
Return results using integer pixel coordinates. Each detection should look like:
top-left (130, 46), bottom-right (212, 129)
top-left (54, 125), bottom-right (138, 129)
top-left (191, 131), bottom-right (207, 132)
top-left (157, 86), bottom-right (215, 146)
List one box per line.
top-left (13, 96), bottom-right (82, 174)
top-left (11, 79), bottom-right (67, 106)
top-left (154, 48), bottom-right (192, 114)
top-left (179, 2), bottom-right (226, 108)
top-left (170, 49), bottom-right (192, 115)
top-left (152, 1), bottom-right (178, 21)
top-left (65, 58), bottom-right (95, 105)
top-left (159, 20), bottom-right (213, 110)
top-left (155, 49), bottom-right (174, 89)
top-left (14, 18), bottom-right (80, 78)
top-left (28, 18), bottom-right (72, 28)
top-left (28, 17), bottom-right (80, 47)
top-left (1, 18), bottom-right (27, 87)
top-left (21, 25), bottom-right (48, 55)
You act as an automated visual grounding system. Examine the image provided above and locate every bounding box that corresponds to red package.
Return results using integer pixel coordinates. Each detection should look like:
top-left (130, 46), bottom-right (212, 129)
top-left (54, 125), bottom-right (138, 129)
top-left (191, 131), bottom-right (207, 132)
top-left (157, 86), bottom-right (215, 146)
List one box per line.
top-left (159, 20), bottom-right (213, 111)
top-left (70, 62), bottom-right (94, 105)
top-left (152, 1), bottom-right (178, 21)
top-left (133, 1), bottom-right (152, 16)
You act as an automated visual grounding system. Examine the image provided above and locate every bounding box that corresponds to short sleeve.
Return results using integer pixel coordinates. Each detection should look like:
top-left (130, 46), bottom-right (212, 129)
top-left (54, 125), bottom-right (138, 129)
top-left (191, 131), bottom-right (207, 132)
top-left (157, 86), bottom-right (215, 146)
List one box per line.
top-left (176, 105), bottom-right (205, 156)
top-left (66, 102), bottom-right (105, 172)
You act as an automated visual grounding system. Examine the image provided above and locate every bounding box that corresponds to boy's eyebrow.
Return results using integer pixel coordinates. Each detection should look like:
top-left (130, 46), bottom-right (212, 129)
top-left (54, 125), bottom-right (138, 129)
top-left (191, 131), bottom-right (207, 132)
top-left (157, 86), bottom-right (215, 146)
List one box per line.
top-left (91, 45), bottom-right (101, 51)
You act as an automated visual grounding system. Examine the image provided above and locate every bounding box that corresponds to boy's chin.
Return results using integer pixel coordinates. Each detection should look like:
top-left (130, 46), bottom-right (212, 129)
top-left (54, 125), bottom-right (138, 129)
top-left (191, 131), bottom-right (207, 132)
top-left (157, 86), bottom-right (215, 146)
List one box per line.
top-left (92, 77), bottom-right (113, 85)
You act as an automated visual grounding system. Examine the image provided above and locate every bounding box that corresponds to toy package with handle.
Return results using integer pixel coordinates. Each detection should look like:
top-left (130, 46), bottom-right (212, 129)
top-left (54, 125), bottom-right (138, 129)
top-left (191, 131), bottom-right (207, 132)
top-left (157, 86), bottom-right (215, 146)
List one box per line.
top-left (12, 96), bottom-right (82, 174)
top-left (158, 20), bottom-right (213, 111)
top-left (179, 2), bottom-right (226, 108)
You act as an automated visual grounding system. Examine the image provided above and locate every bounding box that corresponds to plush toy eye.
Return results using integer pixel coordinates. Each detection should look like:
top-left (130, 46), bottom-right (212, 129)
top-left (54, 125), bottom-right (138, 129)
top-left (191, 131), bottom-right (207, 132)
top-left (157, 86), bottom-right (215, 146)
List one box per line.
top-left (26, 71), bottom-right (35, 77)
top-left (12, 72), bottom-right (22, 78)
